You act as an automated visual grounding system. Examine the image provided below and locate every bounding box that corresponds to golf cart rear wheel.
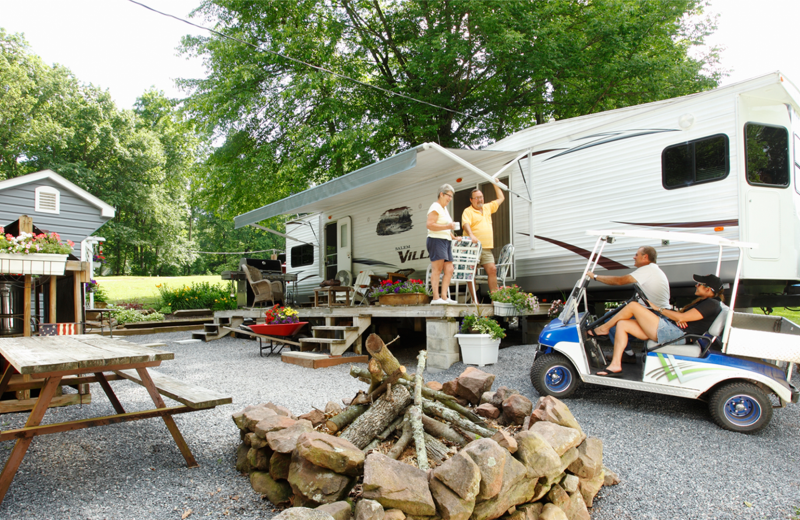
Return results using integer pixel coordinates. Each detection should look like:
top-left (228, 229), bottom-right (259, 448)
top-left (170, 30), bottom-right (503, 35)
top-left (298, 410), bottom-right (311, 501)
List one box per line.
top-left (709, 382), bottom-right (773, 433)
top-left (530, 353), bottom-right (581, 398)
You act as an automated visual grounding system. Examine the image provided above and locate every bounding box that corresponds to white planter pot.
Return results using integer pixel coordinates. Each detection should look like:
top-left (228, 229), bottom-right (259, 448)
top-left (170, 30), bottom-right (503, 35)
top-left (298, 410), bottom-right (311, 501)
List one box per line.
top-left (455, 333), bottom-right (501, 367)
top-left (0, 253), bottom-right (69, 275)
top-left (493, 302), bottom-right (517, 316)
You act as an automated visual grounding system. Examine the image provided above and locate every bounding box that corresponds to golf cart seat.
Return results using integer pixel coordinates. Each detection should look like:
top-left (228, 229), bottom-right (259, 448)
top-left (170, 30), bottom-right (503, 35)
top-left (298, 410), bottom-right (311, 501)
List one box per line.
top-left (647, 302), bottom-right (730, 357)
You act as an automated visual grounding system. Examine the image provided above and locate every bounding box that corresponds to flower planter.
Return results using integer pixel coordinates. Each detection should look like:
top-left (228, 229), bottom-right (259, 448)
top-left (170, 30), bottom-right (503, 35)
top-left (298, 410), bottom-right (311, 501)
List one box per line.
top-left (249, 322), bottom-right (308, 337)
top-left (454, 333), bottom-right (501, 366)
top-left (492, 302), bottom-right (518, 317)
top-left (0, 253), bottom-right (69, 276)
top-left (378, 293), bottom-right (431, 306)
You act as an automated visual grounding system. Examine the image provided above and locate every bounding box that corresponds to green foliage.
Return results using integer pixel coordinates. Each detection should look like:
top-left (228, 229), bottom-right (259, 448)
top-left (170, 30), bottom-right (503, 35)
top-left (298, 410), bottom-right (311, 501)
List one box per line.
top-left (460, 312), bottom-right (506, 340)
top-left (92, 283), bottom-right (109, 303)
top-left (181, 0), bottom-right (722, 218)
top-left (158, 306), bottom-right (173, 314)
top-left (157, 281), bottom-right (237, 311)
top-left (109, 307), bottom-right (165, 324)
top-left (490, 285), bottom-right (539, 313)
top-left (371, 279), bottom-right (429, 297)
top-left (0, 231), bottom-right (74, 254)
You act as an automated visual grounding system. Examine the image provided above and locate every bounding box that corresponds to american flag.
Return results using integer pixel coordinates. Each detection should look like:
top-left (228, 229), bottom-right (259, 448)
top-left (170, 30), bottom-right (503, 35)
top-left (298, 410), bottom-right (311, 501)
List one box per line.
top-left (40, 323), bottom-right (78, 336)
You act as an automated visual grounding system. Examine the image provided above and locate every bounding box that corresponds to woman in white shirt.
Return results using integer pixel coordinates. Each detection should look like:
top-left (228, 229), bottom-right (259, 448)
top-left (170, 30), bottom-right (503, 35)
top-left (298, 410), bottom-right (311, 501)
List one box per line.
top-left (426, 184), bottom-right (458, 304)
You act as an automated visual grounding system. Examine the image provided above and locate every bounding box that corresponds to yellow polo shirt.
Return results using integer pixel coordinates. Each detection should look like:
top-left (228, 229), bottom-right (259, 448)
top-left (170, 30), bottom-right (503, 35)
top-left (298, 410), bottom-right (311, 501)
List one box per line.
top-left (461, 200), bottom-right (499, 249)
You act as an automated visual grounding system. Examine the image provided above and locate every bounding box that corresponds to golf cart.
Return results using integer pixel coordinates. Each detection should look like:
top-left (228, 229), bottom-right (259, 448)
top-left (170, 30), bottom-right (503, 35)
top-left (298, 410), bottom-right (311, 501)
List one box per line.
top-left (530, 230), bottom-right (800, 432)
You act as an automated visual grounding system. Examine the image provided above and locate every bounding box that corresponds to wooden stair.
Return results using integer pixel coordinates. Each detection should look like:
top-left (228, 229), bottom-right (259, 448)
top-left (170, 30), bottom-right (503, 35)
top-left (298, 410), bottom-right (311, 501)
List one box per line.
top-left (192, 315), bottom-right (241, 341)
top-left (299, 314), bottom-right (372, 356)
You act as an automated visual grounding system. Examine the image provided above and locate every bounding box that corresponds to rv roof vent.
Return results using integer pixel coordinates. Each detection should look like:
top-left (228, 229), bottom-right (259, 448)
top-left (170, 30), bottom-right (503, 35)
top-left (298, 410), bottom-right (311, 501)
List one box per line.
top-left (34, 186), bottom-right (60, 214)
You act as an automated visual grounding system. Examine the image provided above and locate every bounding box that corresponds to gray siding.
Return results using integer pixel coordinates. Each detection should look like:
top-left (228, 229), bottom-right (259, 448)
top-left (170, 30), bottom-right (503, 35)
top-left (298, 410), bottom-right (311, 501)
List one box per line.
top-left (0, 178), bottom-right (112, 247)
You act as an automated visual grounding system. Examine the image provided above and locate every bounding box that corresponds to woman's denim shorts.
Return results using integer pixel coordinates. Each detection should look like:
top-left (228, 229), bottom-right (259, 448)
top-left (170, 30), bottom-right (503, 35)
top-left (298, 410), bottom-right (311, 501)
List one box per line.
top-left (426, 237), bottom-right (452, 262)
top-left (656, 317), bottom-right (684, 344)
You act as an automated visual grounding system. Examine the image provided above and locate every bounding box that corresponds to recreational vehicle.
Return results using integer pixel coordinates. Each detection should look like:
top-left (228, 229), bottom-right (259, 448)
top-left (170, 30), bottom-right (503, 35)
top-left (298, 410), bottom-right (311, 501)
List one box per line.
top-left (235, 72), bottom-right (800, 308)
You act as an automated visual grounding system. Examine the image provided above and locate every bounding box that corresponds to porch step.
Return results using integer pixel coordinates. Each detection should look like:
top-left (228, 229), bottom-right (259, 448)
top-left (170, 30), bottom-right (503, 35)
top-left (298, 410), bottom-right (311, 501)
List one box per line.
top-left (311, 326), bottom-right (359, 332)
top-left (299, 338), bottom-right (347, 345)
top-left (281, 352), bottom-right (369, 369)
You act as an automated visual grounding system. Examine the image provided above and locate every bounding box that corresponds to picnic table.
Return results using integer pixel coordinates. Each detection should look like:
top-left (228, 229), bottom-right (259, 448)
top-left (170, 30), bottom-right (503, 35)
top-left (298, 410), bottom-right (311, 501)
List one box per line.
top-left (0, 334), bottom-right (232, 504)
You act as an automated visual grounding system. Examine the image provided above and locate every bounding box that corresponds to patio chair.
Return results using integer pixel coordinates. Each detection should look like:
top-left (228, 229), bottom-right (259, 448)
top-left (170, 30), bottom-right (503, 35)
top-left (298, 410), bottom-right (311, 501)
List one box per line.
top-left (243, 265), bottom-right (284, 307)
top-left (351, 270), bottom-right (374, 306)
top-left (475, 243), bottom-right (515, 289)
top-left (425, 239), bottom-right (482, 304)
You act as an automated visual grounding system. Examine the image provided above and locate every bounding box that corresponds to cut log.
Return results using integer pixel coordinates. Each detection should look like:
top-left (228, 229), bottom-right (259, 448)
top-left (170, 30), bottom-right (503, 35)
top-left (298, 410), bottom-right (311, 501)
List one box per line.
top-left (367, 358), bottom-right (383, 393)
top-left (410, 405), bottom-right (429, 470)
top-left (350, 365), bottom-right (372, 384)
top-left (363, 415), bottom-right (404, 452)
top-left (396, 379), bottom-right (488, 426)
top-left (340, 384), bottom-right (413, 449)
top-left (421, 414), bottom-right (468, 446)
top-left (424, 433), bottom-right (450, 465)
top-left (387, 412), bottom-right (412, 459)
top-left (368, 368), bottom-right (405, 401)
top-left (365, 333), bottom-right (411, 380)
top-left (422, 398), bottom-right (496, 438)
top-left (326, 403), bottom-right (369, 433)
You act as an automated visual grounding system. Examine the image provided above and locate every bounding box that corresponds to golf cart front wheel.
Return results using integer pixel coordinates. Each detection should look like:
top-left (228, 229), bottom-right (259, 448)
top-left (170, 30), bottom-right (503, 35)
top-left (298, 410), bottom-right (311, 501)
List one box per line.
top-left (709, 382), bottom-right (773, 433)
top-left (530, 353), bottom-right (581, 398)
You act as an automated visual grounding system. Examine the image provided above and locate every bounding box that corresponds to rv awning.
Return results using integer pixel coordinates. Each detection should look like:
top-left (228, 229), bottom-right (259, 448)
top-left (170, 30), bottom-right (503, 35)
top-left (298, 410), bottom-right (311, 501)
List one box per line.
top-left (234, 144), bottom-right (523, 228)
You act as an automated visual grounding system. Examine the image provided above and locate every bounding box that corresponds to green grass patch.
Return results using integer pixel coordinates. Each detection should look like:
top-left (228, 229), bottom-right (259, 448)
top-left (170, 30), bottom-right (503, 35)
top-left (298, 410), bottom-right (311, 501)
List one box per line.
top-left (753, 307), bottom-right (800, 323)
top-left (94, 275), bottom-right (233, 306)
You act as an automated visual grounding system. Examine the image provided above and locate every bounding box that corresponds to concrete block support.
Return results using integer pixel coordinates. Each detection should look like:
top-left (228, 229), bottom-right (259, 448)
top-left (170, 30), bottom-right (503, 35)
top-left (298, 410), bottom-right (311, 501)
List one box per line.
top-left (427, 318), bottom-right (461, 370)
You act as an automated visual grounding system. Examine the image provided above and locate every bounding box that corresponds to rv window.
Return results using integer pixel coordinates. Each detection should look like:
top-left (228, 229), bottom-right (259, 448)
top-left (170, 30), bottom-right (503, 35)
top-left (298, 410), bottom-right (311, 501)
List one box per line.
top-left (662, 134), bottom-right (729, 189)
top-left (745, 123), bottom-right (789, 187)
top-left (290, 244), bottom-right (314, 267)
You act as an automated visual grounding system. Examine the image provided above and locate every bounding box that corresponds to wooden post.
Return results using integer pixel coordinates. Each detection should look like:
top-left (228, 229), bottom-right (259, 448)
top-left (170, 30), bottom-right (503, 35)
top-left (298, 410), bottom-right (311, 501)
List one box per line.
top-left (73, 272), bottom-right (82, 331)
top-left (49, 276), bottom-right (57, 323)
top-left (20, 216), bottom-right (33, 338)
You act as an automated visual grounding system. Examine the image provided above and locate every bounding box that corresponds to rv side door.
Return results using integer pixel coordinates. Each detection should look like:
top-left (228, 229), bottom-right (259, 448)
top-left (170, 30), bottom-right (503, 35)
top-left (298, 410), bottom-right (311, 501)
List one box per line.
top-left (337, 216), bottom-right (352, 278)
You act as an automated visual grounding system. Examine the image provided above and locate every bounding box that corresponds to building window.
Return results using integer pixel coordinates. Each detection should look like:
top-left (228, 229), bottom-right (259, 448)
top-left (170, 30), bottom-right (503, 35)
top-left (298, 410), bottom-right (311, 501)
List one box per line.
top-left (662, 134), bottom-right (729, 189)
top-left (745, 123), bottom-right (789, 187)
top-left (34, 186), bottom-right (60, 214)
top-left (290, 244), bottom-right (314, 268)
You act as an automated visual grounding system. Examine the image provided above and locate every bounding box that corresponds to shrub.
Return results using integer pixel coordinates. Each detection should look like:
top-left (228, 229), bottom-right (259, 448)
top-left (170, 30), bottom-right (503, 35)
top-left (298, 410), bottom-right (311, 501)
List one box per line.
top-left (159, 306), bottom-right (172, 315)
top-left (490, 285), bottom-right (539, 313)
top-left (109, 307), bottom-right (164, 324)
top-left (460, 313), bottom-right (506, 340)
top-left (157, 282), bottom-right (237, 311)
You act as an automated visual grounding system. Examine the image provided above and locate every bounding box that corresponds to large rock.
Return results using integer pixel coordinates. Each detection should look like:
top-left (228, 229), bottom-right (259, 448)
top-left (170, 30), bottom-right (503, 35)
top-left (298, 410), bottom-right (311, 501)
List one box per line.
top-left (268, 419), bottom-right (314, 453)
top-left (432, 451), bottom-right (481, 501)
top-left (527, 422), bottom-right (584, 456)
top-left (274, 508), bottom-right (335, 520)
top-left (513, 431), bottom-right (562, 479)
top-left (561, 492), bottom-right (590, 520)
top-left (502, 395), bottom-right (533, 426)
top-left (489, 387), bottom-right (518, 408)
top-left (579, 470), bottom-right (605, 508)
top-left (295, 432), bottom-right (365, 476)
top-left (266, 402), bottom-right (296, 418)
top-left (603, 466), bottom-right (620, 486)
top-left (355, 499), bottom-right (385, 520)
top-left (546, 484), bottom-right (569, 509)
top-left (316, 502), bottom-right (352, 520)
top-left (567, 437), bottom-right (603, 479)
top-left (288, 452), bottom-right (355, 505)
top-left (528, 397), bottom-right (583, 435)
top-left (299, 409), bottom-right (327, 427)
top-left (270, 451), bottom-right (293, 480)
top-left (250, 471), bottom-right (293, 505)
top-left (426, 381), bottom-right (444, 392)
top-left (462, 439), bottom-right (507, 501)
top-left (538, 504), bottom-right (567, 520)
top-left (470, 454), bottom-right (535, 520)
top-left (362, 452), bottom-right (436, 516)
top-left (236, 405), bottom-right (278, 431)
top-left (248, 447), bottom-right (272, 471)
top-left (383, 509), bottom-right (407, 520)
top-left (325, 401), bottom-right (344, 415)
top-left (236, 443), bottom-right (253, 474)
top-left (255, 415), bottom-right (298, 439)
top-left (441, 380), bottom-right (459, 397)
top-left (516, 503), bottom-right (543, 520)
top-left (456, 368), bottom-right (496, 404)
top-left (562, 475), bottom-right (579, 494)
top-left (246, 432), bottom-right (269, 450)
top-left (559, 448), bottom-right (579, 474)
top-left (429, 476), bottom-right (475, 520)
top-left (476, 403), bottom-right (501, 420)
top-left (491, 431), bottom-right (517, 454)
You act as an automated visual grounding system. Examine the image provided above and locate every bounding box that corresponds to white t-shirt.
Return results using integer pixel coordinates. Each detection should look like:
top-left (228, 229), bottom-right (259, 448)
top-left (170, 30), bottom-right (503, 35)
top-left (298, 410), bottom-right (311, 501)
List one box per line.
top-left (631, 263), bottom-right (670, 309)
top-left (427, 202), bottom-right (452, 240)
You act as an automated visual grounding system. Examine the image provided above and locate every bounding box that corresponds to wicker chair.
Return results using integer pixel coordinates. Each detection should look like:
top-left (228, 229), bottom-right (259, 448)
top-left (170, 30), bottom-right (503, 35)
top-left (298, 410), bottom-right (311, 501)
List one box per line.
top-left (243, 265), bottom-right (284, 307)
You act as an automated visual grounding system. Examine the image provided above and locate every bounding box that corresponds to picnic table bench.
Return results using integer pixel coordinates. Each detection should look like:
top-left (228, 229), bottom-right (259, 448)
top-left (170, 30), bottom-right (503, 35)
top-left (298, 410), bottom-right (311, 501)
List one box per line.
top-left (0, 334), bottom-right (232, 504)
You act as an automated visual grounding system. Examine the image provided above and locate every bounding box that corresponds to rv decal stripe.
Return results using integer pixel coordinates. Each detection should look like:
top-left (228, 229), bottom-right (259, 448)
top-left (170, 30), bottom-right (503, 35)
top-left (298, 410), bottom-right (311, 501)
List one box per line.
top-left (544, 129), bottom-right (678, 161)
top-left (353, 258), bottom-right (397, 268)
top-left (534, 235), bottom-right (629, 270)
top-left (613, 219), bottom-right (739, 228)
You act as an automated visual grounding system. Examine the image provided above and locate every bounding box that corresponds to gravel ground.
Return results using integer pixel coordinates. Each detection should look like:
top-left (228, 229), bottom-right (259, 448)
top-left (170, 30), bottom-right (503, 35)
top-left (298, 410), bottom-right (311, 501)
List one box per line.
top-left (1, 332), bottom-right (798, 520)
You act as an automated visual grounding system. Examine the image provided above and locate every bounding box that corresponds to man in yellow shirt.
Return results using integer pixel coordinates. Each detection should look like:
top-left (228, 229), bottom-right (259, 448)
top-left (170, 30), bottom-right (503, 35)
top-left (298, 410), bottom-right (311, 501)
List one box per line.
top-left (461, 183), bottom-right (505, 294)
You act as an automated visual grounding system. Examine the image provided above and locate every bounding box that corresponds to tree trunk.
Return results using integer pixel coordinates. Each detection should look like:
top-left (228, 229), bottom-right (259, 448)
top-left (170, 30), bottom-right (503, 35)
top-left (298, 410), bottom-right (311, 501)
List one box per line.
top-left (424, 433), bottom-right (450, 465)
top-left (387, 412), bottom-right (413, 459)
top-left (395, 379), bottom-right (487, 426)
top-left (422, 399), bottom-right (496, 438)
top-left (421, 414), bottom-right (468, 446)
top-left (341, 384), bottom-right (412, 449)
top-left (410, 405), bottom-right (428, 470)
top-left (326, 403), bottom-right (369, 433)
top-left (366, 333), bottom-right (411, 380)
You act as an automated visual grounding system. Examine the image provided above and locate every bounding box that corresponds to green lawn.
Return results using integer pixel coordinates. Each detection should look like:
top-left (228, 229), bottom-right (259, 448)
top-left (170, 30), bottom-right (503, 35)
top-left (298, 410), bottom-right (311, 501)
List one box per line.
top-left (753, 306), bottom-right (800, 323)
top-left (95, 275), bottom-right (231, 306)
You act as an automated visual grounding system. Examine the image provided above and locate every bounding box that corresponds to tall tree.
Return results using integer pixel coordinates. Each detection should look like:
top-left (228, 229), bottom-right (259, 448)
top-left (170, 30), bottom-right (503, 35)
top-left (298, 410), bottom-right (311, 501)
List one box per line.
top-left (181, 0), bottom-right (721, 218)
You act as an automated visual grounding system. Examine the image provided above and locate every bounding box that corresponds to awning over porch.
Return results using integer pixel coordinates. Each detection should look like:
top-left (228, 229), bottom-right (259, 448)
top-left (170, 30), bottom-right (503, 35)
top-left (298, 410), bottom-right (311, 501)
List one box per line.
top-left (234, 144), bottom-right (523, 228)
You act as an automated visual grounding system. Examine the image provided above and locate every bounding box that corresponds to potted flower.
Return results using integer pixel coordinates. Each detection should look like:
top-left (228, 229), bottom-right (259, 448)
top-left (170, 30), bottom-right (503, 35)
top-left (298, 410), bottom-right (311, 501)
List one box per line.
top-left (489, 285), bottom-right (539, 316)
top-left (373, 278), bottom-right (431, 306)
top-left (454, 309), bottom-right (506, 366)
top-left (0, 227), bottom-right (74, 275)
top-left (249, 304), bottom-right (308, 336)
top-left (547, 299), bottom-right (565, 319)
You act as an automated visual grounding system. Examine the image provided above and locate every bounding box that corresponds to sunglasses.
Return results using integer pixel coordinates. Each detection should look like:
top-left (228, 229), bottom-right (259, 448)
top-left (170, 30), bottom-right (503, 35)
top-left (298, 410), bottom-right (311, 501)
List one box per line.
top-left (695, 282), bottom-right (716, 290)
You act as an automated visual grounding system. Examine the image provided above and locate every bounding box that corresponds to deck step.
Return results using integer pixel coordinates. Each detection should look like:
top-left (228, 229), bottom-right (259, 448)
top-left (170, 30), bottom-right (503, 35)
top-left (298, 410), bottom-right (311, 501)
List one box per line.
top-left (311, 326), bottom-right (359, 332)
top-left (204, 324), bottom-right (220, 332)
top-left (281, 352), bottom-right (369, 369)
top-left (299, 338), bottom-right (346, 345)
top-left (191, 331), bottom-right (209, 340)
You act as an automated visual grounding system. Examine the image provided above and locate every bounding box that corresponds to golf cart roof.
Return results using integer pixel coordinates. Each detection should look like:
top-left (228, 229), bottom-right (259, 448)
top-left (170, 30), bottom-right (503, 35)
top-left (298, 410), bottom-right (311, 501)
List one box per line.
top-left (587, 230), bottom-right (758, 250)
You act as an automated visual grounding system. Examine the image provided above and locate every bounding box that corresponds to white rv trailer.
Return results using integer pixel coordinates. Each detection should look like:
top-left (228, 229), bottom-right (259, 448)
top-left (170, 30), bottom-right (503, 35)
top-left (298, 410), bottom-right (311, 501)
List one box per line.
top-left (235, 72), bottom-right (800, 307)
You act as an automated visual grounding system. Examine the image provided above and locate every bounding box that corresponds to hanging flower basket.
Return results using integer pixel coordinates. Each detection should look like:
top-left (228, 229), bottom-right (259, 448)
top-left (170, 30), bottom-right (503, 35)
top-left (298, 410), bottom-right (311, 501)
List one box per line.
top-left (0, 253), bottom-right (69, 276)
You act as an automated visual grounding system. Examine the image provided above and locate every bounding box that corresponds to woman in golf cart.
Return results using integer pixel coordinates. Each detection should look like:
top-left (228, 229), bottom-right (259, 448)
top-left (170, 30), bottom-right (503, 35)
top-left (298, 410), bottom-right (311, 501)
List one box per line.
top-left (588, 274), bottom-right (725, 377)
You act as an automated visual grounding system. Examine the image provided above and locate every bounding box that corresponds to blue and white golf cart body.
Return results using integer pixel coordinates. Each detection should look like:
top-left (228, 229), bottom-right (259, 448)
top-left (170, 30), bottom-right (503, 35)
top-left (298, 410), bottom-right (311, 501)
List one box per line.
top-left (531, 230), bottom-right (800, 432)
